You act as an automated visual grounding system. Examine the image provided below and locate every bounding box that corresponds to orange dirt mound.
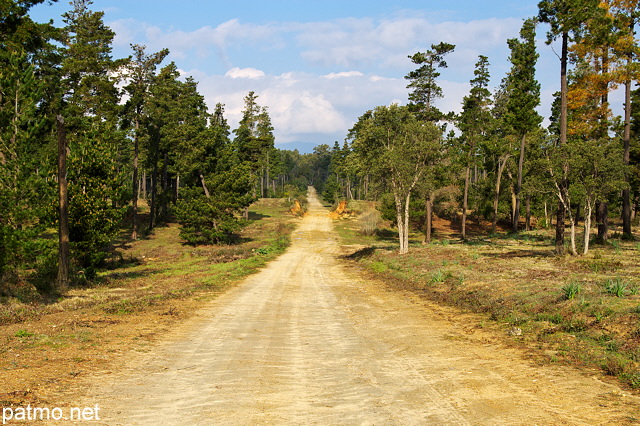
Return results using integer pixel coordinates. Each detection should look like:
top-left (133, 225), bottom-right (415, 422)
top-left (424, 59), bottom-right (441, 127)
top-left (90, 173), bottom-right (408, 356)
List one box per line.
top-left (290, 200), bottom-right (302, 215)
top-left (329, 200), bottom-right (353, 219)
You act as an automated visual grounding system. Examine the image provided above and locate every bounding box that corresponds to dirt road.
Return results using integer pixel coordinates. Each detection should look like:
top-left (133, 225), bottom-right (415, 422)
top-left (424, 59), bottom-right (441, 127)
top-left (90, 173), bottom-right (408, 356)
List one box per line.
top-left (82, 189), bottom-right (639, 425)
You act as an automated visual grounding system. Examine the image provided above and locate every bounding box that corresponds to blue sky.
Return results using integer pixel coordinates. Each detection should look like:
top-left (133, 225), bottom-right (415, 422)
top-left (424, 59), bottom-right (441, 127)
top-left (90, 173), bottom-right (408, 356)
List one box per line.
top-left (31, 1), bottom-right (577, 151)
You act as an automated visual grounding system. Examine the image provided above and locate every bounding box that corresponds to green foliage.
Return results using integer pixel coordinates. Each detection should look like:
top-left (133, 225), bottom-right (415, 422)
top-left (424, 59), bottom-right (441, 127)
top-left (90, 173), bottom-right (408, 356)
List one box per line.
top-left (377, 193), bottom-right (424, 228)
top-left (0, 48), bottom-right (52, 275)
top-left (562, 281), bottom-right (582, 300)
top-left (430, 269), bottom-right (447, 283)
top-left (370, 261), bottom-right (388, 273)
top-left (175, 189), bottom-right (244, 245)
top-left (504, 18), bottom-right (542, 136)
top-left (350, 105), bottom-right (442, 253)
top-left (322, 173), bottom-right (341, 205)
top-left (67, 130), bottom-right (129, 267)
top-left (14, 329), bottom-right (34, 338)
top-left (175, 160), bottom-right (254, 245)
top-left (604, 278), bottom-right (629, 298)
top-left (405, 42), bottom-right (456, 122)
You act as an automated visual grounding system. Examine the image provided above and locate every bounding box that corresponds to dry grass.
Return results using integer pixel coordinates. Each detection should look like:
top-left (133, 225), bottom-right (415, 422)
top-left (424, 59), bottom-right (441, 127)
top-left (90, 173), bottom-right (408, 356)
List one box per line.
top-left (335, 205), bottom-right (640, 389)
top-left (0, 198), bottom-right (300, 406)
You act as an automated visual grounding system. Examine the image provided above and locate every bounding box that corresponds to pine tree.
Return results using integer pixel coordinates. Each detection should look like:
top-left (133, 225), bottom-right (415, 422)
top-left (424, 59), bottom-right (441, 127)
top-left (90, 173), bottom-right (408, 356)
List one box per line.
top-left (1, 0), bottom-right (59, 287)
top-left (174, 101), bottom-right (254, 245)
top-left (609, 0), bottom-right (639, 239)
top-left (146, 62), bottom-right (182, 228)
top-left (404, 42), bottom-right (456, 122)
top-left (405, 42), bottom-right (455, 241)
top-left (538, 0), bottom-right (601, 254)
top-left (458, 55), bottom-right (494, 239)
top-left (504, 18), bottom-right (542, 233)
top-left (233, 92), bottom-right (275, 212)
top-left (59, 0), bottom-right (129, 273)
top-left (122, 44), bottom-right (168, 240)
top-left (0, 49), bottom-right (49, 277)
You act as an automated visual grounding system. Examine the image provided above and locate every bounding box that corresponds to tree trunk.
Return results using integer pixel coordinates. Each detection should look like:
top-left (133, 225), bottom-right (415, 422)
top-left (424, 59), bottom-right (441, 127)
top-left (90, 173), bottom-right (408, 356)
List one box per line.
top-left (513, 133), bottom-right (526, 233)
top-left (199, 171), bottom-right (210, 198)
top-left (556, 199), bottom-right (565, 255)
top-left (149, 145), bottom-right (158, 230)
top-left (596, 201), bottom-right (608, 244)
top-left (56, 115), bottom-right (70, 291)
top-left (142, 171), bottom-right (147, 200)
top-left (622, 70), bottom-right (632, 238)
top-left (402, 192), bottom-right (411, 254)
top-left (525, 194), bottom-right (531, 231)
top-left (583, 200), bottom-right (593, 255)
top-left (560, 32), bottom-right (568, 146)
top-left (160, 152), bottom-right (168, 221)
top-left (364, 174), bottom-right (369, 200)
top-left (492, 154), bottom-right (509, 233)
top-left (462, 165), bottom-right (470, 240)
top-left (569, 214), bottom-right (577, 256)
top-left (131, 116), bottom-right (140, 240)
top-left (265, 151), bottom-right (270, 197)
top-left (423, 192), bottom-right (433, 244)
top-left (556, 31), bottom-right (569, 255)
top-left (394, 191), bottom-right (406, 254)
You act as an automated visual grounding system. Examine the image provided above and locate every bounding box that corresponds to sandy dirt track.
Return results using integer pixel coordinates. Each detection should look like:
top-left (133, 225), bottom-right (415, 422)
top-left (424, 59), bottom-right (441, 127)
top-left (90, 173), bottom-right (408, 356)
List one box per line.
top-left (79, 189), bottom-right (640, 425)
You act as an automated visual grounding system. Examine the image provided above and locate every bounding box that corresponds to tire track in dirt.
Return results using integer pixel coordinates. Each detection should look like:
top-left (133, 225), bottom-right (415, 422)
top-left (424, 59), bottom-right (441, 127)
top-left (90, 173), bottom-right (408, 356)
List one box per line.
top-left (78, 188), bottom-right (640, 425)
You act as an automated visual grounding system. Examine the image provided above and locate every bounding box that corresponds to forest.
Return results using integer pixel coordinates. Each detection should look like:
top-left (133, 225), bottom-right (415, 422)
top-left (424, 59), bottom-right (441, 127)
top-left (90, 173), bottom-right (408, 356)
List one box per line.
top-left (1, 0), bottom-right (639, 298)
top-left (321, 1), bottom-right (640, 256)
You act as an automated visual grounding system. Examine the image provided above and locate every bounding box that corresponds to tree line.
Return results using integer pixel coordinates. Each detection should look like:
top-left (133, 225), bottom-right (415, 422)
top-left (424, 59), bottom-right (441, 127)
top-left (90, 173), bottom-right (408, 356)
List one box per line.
top-left (3, 0), bottom-right (639, 297)
top-left (319, 0), bottom-right (640, 255)
top-left (0, 0), bottom-right (314, 294)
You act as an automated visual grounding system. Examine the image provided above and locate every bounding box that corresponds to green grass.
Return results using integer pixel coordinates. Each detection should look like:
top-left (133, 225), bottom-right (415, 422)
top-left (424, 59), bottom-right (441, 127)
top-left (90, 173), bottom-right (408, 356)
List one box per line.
top-left (562, 282), bottom-right (582, 300)
top-left (604, 278), bottom-right (630, 298)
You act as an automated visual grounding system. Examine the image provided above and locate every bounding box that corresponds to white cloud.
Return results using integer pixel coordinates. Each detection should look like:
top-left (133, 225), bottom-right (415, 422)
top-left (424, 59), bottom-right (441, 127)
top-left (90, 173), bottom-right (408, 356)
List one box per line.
top-left (185, 68), bottom-right (410, 145)
top-left (109, 18), bottom-right (282, 66)
top-left (323, 71), bottom-right (364, 79)
top-left (107, 13), bottom-right (532, 146)
top-left (225, 67), bottom-right (266, 79)
top-left (109, 15), bottom-right (522, 76)
top-left (296, 16), bottom-right (523, 73)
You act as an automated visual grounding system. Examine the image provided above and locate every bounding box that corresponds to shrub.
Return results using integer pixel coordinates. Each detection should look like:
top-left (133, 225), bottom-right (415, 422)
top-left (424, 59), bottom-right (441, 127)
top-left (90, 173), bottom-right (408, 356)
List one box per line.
top-left (359, 210), bottom-right (381, 236)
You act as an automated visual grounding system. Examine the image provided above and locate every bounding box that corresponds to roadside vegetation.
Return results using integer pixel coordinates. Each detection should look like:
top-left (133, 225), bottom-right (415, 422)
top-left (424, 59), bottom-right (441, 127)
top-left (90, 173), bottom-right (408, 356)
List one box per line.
top-left (335, 200), bottom-right (640, 389)
top-left (1, 198), bottom-right (300, 324)
top-left (0, 198), bottom-right (300, 406)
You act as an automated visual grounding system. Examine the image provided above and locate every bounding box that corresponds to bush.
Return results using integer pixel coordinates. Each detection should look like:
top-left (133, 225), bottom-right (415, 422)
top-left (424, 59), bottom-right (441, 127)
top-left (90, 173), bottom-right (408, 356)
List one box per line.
top-left (283, 185), bottom-right (308, 216)
top-left (359, 209), bottom-right (381, 236)
top-left (175, 194), bottom-right (244, 245)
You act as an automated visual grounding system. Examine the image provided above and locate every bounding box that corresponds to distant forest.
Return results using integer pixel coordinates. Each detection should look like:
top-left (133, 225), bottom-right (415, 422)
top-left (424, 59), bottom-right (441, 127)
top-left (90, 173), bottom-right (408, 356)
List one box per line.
top-left (1, 1), bottom-right (639, 292)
